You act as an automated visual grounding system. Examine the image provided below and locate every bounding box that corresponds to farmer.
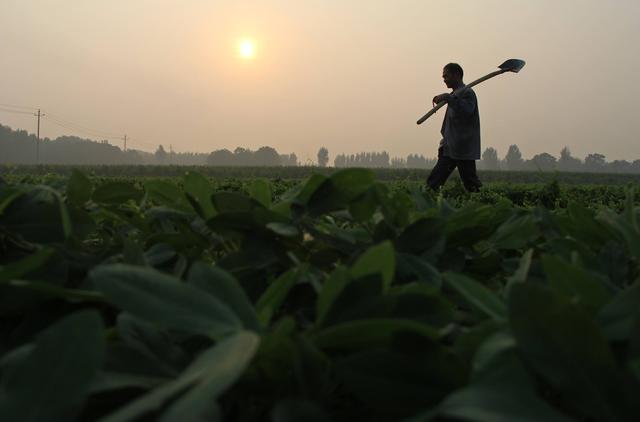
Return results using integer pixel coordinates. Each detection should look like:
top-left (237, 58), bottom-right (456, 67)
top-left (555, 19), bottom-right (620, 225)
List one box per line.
top-left (426, 63), bottom-right (482, 192)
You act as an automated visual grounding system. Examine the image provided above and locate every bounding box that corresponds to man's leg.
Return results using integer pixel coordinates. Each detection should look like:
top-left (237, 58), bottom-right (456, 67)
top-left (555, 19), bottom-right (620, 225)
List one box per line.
top-left (427, 148), bottom-right (457, 191)
top-left (456, 160), bottom-right (482, 192)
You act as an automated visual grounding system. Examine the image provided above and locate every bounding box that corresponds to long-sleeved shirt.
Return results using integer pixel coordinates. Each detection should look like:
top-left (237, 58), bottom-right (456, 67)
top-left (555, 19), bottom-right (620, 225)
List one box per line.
top-left (440, 86), bottom-right (481, 160)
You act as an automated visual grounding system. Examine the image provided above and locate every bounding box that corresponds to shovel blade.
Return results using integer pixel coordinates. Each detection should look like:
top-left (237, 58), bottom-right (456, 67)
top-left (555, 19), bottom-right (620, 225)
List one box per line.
top-left (499, 59), bottom-right (526, 73)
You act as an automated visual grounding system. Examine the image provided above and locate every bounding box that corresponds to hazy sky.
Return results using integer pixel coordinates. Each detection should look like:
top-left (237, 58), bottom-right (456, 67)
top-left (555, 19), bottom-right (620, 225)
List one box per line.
top-left (2, 0), bottom-right (639, 163)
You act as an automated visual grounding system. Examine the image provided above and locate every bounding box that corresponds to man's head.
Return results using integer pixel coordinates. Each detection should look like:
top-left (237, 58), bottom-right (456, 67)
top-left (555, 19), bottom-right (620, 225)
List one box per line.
top-left (442, 63), bottom-right (464, 89)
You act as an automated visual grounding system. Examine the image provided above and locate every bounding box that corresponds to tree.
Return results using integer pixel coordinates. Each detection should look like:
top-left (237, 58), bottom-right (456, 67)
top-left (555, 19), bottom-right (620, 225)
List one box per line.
top-left (317, 147), bottom-right (329, 167)
top-left (233, 147), bottom-right (254, 166)
top-left (254, 146), bottom-right (281, 166)
top-left (504, 144), bottom-right (524, 171)
top-left (391, 157), bottom-right (406, 168)
top-left (557, 147), bottom-right (582, 172)
top-left (584, 153), bottom-right (606, 172)
top-left (279, 153), bottom-right (298, 166)
top-left (480, 147), bottom-right (499, 170)
top-left (155, 145), bottom-right (167, 164)
top-left (207, 149), bottom-right (234, 166)
top-left (529, 152), bottom-right (556, 171)
top-left (609, 160), bottom-right (632, 174)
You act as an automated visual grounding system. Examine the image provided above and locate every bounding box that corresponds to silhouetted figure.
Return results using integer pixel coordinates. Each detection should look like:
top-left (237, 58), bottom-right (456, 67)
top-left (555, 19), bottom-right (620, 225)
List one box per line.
top-left (426, 63), bottom-right (482, 192)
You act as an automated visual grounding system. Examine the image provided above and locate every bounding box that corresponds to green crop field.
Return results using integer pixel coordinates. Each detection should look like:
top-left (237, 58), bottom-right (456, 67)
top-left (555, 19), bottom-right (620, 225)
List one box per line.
top-left (1, 167), bottom-right (639, 421)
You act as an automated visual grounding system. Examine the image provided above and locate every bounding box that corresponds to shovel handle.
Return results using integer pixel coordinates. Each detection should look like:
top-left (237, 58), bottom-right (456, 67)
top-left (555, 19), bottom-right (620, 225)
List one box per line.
top-left (416, 101), bottom-right (447, 125)
top-left (416, 69), bottom-right (506, 125)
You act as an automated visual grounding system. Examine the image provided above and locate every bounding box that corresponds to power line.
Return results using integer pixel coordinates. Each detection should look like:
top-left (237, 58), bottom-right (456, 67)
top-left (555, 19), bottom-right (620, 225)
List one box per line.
top-left (45, 112), bottom-right (123, 139)
top-left (45, 115), bottom-right (123, 140)
top-left (126, 137), bottom-right (157, 148)
top-left (0, 103), bottom-right (38, 111)
top-left (0, 101), bottom-right (162, 153)
top-left (0, 107), bottom-right (36, 116)
top-left (0, 101), bottom-right (126, 141)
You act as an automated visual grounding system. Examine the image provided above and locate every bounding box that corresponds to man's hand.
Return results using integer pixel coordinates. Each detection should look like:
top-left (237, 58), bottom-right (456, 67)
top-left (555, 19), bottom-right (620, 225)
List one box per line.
top-left (432, 93), bottom-right (451, 105)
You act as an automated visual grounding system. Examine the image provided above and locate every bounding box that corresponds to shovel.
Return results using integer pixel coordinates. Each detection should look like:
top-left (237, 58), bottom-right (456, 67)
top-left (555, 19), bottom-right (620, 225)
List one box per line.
top-left (416, 59), bottom-right (526, 125)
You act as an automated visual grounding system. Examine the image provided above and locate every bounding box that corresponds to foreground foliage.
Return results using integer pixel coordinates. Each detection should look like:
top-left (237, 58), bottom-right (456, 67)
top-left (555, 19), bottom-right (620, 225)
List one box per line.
top-left (1, 169), bottom-right (639, 421)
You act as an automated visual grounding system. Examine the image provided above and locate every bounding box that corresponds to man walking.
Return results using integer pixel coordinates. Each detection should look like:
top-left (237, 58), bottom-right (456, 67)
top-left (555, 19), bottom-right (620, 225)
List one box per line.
top-left (426, 63), bottom-right (482, 192)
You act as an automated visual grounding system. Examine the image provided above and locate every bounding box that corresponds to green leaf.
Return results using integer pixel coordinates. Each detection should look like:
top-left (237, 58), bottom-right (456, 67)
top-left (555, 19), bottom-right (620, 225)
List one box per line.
top-left (183, 171), bottom-right (216, 219)
top-left (0, 311), bottom-right (105, 422)
top-left (509, 283), bottom-right (630, 421)
top-left (396, 217), bottom-right (446, 256)
top-left (435, 389), bottom-right (558, 422)
top-left (350, 241), bottom-right (395, 292)
top-left (316, 267), bottom-right (351, 326)
top-left (598, 209), bottom-right (640, 259)
top-left (598, 281), bottom-right (640, 342)
top-left (623, 188), bottom-right (638, 230)
top-left (0, 248), bottom-right (55, 283)
top-left (211, 191), bottom-right (262, 214)
top-left (91, 264), bottom-right (242, 339)
top-left (348, 188), bottom-right (378, 222)
top-left (266, 222), bottom-right (300, 238)
top-left (472, 331), bottom-right (517, 377)
top-left (542, 255), bottom-right (612, 311)
top-left (630, 359), bottom-right (640, 383)
top-left (158, 332), bottom-right (259, 422)
top-left (504, 248), bottom-right (534, 297)
top-left (249, 179), bottom-right (272, 208)
top-left (490, 213), bottom-right (538, 250)
top-left (379, 188), bottom-right (413, 227)
top-left (316, 274), bottom-right (388, 327)
top-left (312, 318), bottom-right (438, 352)
top-left (446, 203), bottom-right (508, 248)
top-left (307, 169), bottom-right (375, 215)
top-left (292, 174), bottom-right (327, 206)
top-left (271, 399), bottom-right (332, 422)
top-left (3, 280), bottom-right (105, 302)
top-left (389, 283), bottom-right (453, 328)
top-left (564, 201), bottom-right (616, 248)
top-left (335, 332), bottom-right (464, 419)
top-left (0, 187), bottom-right (24, 215)
top-left (113, 313), bottom-right (188, 378)
top-left (54, 188), bottom-right (73, 240)
top-left (256, 268), bottom-right (299, 326)
top-left (187, 262), bottom-right (260, 331)
top-left (144, 180), bottom-right (191, 211)
top-left (102, 331), bottom-right (260, 422)
top-left (93, 181), bottom-right (143, 204)
top-left (427, 355), bottom-right (571, 422)
top-left (443, 272), bottom-right (507, 321)
top-left (395, 253), bottom-right (442, 288)
top-left (66, 169), bottom-right (92, 205)
top-left (1, 186), bottom-right (70, 243)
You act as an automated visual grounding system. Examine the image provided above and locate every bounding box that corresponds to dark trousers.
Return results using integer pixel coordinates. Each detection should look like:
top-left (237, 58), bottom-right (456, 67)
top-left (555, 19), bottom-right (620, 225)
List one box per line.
top-left (427, 148), bottom-right (482, 192)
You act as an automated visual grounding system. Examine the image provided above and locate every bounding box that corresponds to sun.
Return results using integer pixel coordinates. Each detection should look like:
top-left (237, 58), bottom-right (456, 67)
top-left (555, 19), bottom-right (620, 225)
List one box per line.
top-left (238, 39), bottom-right (256, 59)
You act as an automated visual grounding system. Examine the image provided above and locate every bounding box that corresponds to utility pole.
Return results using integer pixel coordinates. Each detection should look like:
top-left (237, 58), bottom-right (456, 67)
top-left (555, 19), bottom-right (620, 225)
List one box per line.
top-left (35, 109), bottom-right (45, 164)
top-left (123, 134), bottom-right (127, 152)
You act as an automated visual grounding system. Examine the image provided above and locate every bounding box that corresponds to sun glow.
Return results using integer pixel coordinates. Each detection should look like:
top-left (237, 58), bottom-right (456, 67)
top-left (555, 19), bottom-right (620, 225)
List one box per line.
top-left (238, 39), bottom-right (256, 59)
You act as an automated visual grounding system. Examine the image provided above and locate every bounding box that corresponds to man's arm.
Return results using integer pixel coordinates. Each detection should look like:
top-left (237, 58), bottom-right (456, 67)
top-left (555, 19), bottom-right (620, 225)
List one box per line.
top-left (446, 89), bottom-right (476, 117)
top-left (432, 93), bottom-right (451, 105)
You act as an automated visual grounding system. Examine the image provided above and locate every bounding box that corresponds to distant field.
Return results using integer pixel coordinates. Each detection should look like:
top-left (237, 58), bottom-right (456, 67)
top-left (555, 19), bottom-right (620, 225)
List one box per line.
top-left (1, 164), bottom-right (640, 185)
top-left (1, 165), bottom-right (639, 211)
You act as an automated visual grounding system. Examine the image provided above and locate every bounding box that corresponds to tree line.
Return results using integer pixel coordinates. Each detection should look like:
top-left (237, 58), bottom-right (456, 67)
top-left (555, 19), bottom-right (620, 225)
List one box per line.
top-left (0, 124), bottom-right (297, 167)
top-left (2, 123), bottom-right (639, 173)
top-left (478, 145), bottom-right (640, 173)
top-left (331, 145), bottom-right (640, 174)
